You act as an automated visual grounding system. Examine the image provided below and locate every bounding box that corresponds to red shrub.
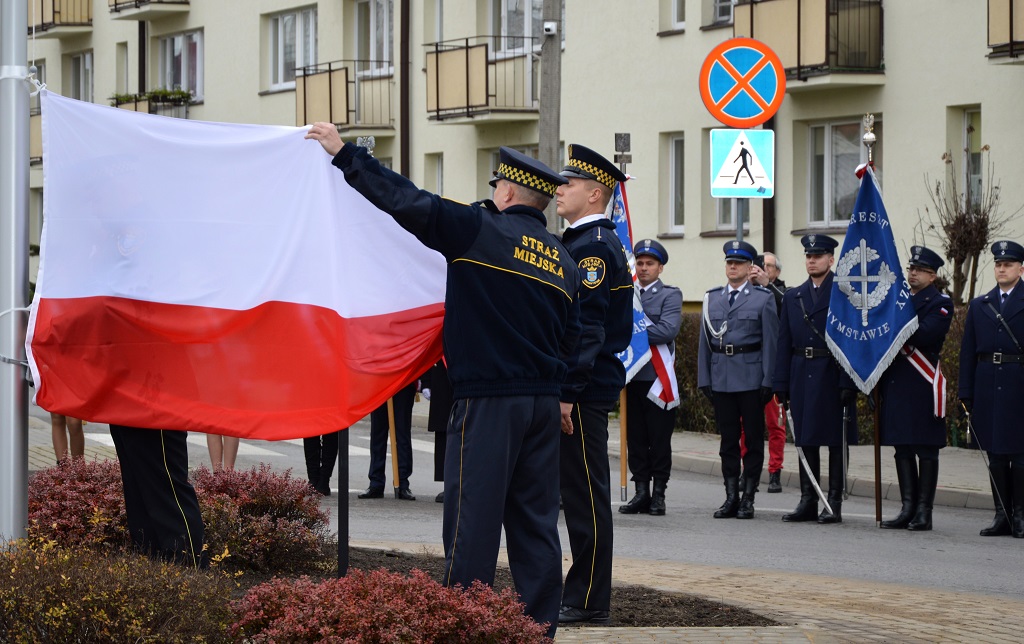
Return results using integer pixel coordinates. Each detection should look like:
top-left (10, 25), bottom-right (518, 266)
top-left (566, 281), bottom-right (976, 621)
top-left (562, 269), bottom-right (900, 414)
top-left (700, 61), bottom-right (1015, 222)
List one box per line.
top-left (27, 458), bottom-right (130, 548)
top-left (231, 569), bottom-right (548, 643)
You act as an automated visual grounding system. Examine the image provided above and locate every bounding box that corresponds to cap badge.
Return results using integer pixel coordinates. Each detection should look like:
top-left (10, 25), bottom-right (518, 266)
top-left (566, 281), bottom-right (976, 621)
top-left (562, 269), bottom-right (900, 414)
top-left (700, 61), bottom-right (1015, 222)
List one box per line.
top-left (731, 241), bottom-right (740, 250)
top-left (808, 235), bottom-right (817, 245)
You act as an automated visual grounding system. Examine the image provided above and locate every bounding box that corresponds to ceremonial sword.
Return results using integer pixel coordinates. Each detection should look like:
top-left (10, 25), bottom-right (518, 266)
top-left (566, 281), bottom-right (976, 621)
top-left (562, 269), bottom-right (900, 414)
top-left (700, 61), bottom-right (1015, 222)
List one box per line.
top-left (960, 402), bottom-right (1012, 526)
top-left (785, 405), bottom-right (833, 516)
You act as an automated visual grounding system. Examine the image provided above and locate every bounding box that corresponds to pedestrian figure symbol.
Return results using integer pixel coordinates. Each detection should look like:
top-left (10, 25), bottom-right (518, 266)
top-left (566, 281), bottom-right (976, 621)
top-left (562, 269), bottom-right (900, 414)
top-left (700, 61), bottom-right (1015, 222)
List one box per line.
top-left (733, 143), bottom-right (755, 185)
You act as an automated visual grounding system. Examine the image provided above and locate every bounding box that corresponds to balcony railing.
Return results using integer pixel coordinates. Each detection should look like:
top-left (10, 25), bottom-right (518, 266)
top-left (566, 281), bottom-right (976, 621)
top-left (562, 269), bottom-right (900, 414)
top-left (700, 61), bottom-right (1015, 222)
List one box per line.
top-left (295, 60), bottom-right (394, 130)
top-left (30, 109), bottom-right (42, 165)
top-left (734, 0), bottom-right (883, 81)
top-left (424, 35), bottom-right (539, 121)
top-left (108, 0), bottom-right (187, 20)
top-left (988, 0), bottom-right (1024, 59)
top-left (111, 91), bottom-right (191, 119)
top-left (28, 0), bottom-right (92, 37)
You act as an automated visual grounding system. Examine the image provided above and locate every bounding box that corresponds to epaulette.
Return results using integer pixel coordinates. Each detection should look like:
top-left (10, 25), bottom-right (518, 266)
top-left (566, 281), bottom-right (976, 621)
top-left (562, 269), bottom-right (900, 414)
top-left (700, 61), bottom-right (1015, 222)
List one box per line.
top-left (471, 198), bottom-right (500, 213)
top-left (707, 286), bottom-right (724, 294)
top-left (754, 285), bottom-right (771, 294)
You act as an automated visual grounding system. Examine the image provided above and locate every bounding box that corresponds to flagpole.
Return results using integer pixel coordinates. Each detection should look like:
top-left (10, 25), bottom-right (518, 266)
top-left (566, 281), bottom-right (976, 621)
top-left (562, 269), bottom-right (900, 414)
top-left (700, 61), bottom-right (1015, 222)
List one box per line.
top-left (387, 397), bottom-right (400, 498)
top-left (862, 115), bottom-right (884, 527)
top-left (337, 427), bottom-right (349, 577)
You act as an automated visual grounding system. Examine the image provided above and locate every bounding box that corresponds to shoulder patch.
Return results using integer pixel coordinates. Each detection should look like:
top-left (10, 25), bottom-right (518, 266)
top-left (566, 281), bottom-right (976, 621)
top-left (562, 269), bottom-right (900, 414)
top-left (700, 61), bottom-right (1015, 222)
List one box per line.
top-left (579, 257), bottom-right (606, 289)
top-left (706, 286), bottom-right (724, 293)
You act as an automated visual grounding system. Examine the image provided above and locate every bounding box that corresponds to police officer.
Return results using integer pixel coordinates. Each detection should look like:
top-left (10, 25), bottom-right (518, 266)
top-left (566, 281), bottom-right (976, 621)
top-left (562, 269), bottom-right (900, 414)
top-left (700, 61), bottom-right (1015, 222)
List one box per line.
top-left (773, 234), bottom-right (856, 524)
top-left (307, 124), bottom-right (581, 638)
top-left (620, 239), bottom-right (682, 516)
top-left (555, 144), bottom-right (632, 625)
top-left (698, 240), bottom-right (778, 520)
top-left (359, 380), bottom-right (417, 500)
top-left (878, 246), bottom-right (953, 531)
top-left (959, 240), bottom-right (1024, 539)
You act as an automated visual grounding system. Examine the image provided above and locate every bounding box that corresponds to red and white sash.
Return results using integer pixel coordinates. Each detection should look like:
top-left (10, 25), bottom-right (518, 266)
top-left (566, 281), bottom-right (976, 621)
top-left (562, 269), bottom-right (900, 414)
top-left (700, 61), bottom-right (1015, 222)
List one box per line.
top-left (647, 343), bottom-right (680, 410)
top-left (900, 345), bottom-right (946, 418)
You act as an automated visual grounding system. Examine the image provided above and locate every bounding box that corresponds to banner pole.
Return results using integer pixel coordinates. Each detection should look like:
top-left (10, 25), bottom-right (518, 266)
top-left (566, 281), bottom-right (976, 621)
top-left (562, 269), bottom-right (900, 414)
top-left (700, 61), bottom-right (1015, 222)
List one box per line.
top-left (873, 389), bottom-right (882, 526)
top-left (387, 397), bottom-right (400, 498)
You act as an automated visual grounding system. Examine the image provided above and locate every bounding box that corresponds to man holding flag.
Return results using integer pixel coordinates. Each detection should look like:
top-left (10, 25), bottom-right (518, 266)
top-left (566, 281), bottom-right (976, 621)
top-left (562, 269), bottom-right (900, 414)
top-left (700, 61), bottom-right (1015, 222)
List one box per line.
top-left (555, 143), bottom-right (633, 625)
top-left (619, 240), bottom-right (682, 516)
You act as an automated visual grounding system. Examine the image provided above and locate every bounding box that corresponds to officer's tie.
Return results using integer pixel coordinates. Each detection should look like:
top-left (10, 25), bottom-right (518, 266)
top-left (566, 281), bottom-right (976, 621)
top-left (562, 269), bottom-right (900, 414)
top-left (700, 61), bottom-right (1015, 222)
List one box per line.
top-left (729, 290), bottom-right (738, 307)
top-left (1001, 292), bottom-right (1009, 311)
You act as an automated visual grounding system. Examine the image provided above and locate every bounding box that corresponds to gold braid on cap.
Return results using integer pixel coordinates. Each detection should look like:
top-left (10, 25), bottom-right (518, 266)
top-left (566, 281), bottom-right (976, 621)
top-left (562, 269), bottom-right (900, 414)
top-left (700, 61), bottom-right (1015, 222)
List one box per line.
top-left (567, 158), bottom-right (617, 189)
top-left (496, 162), bottom-right (558, 197)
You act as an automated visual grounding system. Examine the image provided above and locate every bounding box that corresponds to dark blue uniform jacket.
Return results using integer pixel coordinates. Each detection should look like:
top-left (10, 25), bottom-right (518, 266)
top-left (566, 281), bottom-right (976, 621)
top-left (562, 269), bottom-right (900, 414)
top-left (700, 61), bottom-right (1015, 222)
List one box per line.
top-left (332, 144), bottom-right (581, 400)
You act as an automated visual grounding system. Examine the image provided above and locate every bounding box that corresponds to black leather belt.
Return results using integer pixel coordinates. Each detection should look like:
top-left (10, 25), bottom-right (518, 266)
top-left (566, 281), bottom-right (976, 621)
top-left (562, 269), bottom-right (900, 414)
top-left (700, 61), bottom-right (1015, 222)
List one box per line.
top-left (978, 352), bottom-right (1024, 364)
top-left (795, 347), bottom-right (830, 359)
top-left (711, 343), bottom-right (762, 355)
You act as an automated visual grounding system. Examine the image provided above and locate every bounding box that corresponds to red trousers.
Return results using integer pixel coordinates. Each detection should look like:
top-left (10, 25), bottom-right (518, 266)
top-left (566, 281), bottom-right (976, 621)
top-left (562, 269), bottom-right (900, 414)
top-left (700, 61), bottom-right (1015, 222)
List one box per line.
top-left (740, 397), bottom-right (785, 474)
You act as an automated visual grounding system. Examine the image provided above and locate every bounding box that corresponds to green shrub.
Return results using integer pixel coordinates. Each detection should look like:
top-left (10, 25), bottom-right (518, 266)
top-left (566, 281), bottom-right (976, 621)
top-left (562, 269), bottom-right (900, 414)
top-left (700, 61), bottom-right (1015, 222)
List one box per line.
top-left (675, 312), bottom-right (716, 433)
top-left (230, 569), bottom-right (548, 643)
top-left (0, 539), bottom-right (234, 643)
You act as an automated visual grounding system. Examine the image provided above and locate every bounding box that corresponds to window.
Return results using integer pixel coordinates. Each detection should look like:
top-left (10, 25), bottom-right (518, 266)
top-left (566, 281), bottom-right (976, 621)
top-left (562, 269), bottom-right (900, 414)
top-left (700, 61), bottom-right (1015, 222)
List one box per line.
top-left (159, 31), bottom-right (203, 99)
top-left (717, 198), bottom-right (749, 231)
top-left (357, 0), bottom-right (392, 73)
top-left (674, 0), bottom-right (686, 28)
top-left (964, 109), bottom-right (982, 209)
top-left (491, 0), bottom-right (563, 54)
top-left (69, 51), bottom-right (92, 102)
top-left (669, 135), bottom-right (685, 232)
top-left (270, 7), bottom-right (317, 89)
top-left (809, 120), bottom-right (883, 227)
top-left (713, 0), bottom-right (732, 24)
top-left (116, 42), bottom-right (129, 95)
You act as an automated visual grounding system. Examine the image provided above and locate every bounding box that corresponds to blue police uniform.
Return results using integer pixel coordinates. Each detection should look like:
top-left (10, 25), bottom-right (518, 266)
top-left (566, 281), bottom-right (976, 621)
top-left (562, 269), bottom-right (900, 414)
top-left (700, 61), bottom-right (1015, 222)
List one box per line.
top-left (556, 144), bottom-right (632, 624)
top-left (698, 240), bottom-right (778, 520)
top-left (331, 143), bottom-right (581, 636)
top-left (878, 246), bottom-right (952, 531)
top-left (959, 240), bottom-right (1024, 538)
top-left (772, 234), bottom-right (856, 524)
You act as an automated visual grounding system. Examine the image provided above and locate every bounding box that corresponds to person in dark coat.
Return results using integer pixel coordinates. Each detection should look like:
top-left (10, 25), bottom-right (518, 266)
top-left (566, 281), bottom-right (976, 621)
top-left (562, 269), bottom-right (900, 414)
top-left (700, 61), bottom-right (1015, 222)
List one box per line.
top-left (878, 246), bottom-right (953, 531)
top-left (959, 239), bottom-right (1024, 539)
top-left (421, 360), bottom-right (453, 503)
top-left (773, 234), bottom-right (857, 524)
top-left (303, 430), bottom-right (340, 495)
top-left (360, 380), bottom-right (417, 500)
top-left (749, 252), bottom-right (789, 492)
top-left (555, 144), bottom-right (632, 625)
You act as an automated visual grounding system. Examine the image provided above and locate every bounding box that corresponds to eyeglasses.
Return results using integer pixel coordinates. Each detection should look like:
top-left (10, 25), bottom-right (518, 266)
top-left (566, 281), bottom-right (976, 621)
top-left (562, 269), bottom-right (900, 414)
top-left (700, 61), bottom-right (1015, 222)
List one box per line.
top-left (906, 266), bottom-right (935, 274)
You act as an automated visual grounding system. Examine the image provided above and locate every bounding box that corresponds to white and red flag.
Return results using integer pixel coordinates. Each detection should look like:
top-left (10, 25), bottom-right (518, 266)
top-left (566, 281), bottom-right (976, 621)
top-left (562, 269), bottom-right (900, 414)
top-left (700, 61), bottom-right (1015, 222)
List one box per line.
top-left (27, 92), bottom-right (446, 439)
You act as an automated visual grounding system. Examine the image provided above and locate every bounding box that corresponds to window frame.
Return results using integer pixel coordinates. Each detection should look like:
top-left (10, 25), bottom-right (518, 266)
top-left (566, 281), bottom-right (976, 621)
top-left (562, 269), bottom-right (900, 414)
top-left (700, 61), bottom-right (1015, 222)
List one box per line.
top-left (158, 30), bottom-right (204, 100)
top-left (963, 109), bottom-right (982, 210)
top-left (668, 134), bottom-right (685, 234)
top-left (269, 7), bottom-right (318, 90)
top-left (356, 0), bottom-right (393, 76)
top-left (673, 0), bottom-right (686, 29)
top-left (807, 119), bottom-right (883, 228)
top-left (712, 0), bottom-right (733, 25)
top-left (69, 51), bottom-right (93, 103)
top-left (716, 198), bottom-right (750, 232)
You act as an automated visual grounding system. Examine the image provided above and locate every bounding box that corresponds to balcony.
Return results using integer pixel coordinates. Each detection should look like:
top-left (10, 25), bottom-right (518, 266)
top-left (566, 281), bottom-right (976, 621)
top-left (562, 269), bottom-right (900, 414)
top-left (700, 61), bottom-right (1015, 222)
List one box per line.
top-left (30, 110), bottom-right (42, 165)
top-left (111, 90), bottom-right (191, 119)
top-left (295, 60), bottom-right (394, 135)
top-left (28, 0), bottom-right (92, 38)
top-left (108, 0), bottom-right (187, 20)
top-left (988, 0), bottom-right (1024, 61)
top-left (424, 36), bottom-right (540, 123)
top-left (734, 0), bottom-right (884, 92)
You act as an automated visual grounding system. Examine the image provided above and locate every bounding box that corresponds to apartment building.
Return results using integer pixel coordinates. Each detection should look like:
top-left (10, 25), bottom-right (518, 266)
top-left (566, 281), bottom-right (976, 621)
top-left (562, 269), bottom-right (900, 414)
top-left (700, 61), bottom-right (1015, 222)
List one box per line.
top-left (25, 0), bottom-right (1024, 300)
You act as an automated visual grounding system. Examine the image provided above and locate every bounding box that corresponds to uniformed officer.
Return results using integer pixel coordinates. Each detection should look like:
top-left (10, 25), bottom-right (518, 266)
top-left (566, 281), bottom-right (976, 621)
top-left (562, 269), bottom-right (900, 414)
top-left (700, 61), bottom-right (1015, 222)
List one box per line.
top-left (878, 246), bottom-right (953, 531)
top-left (959, 240), bottom-right (1024, 539)
top-left (620, 239), bottom-right (683, 516)
top-left (698, 240), bottom-right (778, 519)
top-left (555, 143), bottom-right (632, 625)
top-left (307, 125), bottom-right (581, 638)
top-left (773, 234), bottom-right (856, 524)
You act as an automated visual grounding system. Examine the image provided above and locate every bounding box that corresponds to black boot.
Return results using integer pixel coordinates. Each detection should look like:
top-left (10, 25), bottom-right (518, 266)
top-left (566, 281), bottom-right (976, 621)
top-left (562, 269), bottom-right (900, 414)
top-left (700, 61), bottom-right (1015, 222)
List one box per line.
top-left (767, 471), bottom-right (782, 493)
top-left (908, 459), bottom-right (938, 531)
top-left (619, 481), bottom-right (651, 514)
top-left (782, 464), bottom-right (819, 522)
top-left (649, 479), bottom-right (667, 516)
top-left (818, 448), bottom-right (843, 524)
top-left (981, 460), bottom-right (1013, 536)
top-left (881, 455), bottom-right (918, 529)
top-left (713, 477), bottom-right (740, 518)
top-left (736, 476), bottom-right (758, 519)
top-left (1012, 465), bottom-right (1024, 539)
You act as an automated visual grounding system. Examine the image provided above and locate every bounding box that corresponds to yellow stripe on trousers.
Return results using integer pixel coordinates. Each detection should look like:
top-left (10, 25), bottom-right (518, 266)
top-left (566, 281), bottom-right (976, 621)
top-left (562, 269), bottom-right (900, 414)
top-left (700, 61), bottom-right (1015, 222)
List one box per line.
top-left (574, 403), bottom-right (598, 608)
top-left (159, 430), bottom-right (200, 569)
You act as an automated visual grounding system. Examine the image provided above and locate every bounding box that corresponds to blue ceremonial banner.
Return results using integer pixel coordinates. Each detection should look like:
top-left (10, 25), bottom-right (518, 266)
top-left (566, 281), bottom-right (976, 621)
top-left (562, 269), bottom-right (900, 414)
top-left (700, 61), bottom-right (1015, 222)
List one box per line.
top-left (825, 166), bottom-right (918, 393)
top-left (611, 182), bottom-right (652, 383)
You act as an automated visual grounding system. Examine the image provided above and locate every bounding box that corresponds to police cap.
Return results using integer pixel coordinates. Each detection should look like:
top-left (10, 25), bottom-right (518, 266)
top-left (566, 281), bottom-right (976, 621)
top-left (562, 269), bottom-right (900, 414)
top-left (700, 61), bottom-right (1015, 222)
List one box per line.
top-left (723, 240), bottom-right (757, 262)
top-left (991, 240), bottom-right (1024, 263)
top-left (634, 239), bottom-right (668, 265)
top-left (908, 245), bottom-right (945, 271)
top-left (560, 143), bottom-right (627, 190)
top-left (800, 234), bottom-right (839, 255)
top-left (489, 147), bottom-right (567, 198)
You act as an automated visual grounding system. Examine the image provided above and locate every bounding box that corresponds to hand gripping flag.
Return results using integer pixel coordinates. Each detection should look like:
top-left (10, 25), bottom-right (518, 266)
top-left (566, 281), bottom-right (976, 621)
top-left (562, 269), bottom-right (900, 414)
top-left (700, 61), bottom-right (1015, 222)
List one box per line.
top-left (825, 166), bottom-right (918, 393)
top-left (610, 181), bottom-right (652, 383)
top-left (26, 92), bottom-right (446, 439)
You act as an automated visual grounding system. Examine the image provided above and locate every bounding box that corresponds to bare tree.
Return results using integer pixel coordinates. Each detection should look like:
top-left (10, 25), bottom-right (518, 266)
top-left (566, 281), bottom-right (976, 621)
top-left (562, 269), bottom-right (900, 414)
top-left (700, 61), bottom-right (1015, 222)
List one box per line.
top-left (920, 141), bottom-right (1018, 304)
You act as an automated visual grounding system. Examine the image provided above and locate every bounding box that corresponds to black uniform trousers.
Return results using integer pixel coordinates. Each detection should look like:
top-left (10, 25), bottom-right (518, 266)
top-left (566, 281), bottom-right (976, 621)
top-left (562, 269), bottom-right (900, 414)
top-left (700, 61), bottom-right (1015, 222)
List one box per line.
top-left (109, 425), bottom-right (206, 568)
top-left (712, 390), bottom-right (765, 481)
top-left (625, 379), bottom-right (676, 483)
top-left (367, 381), bottom-right (416, 489)
top-left (560, 399), bottom-right (614, 612)
top-left (442, 395), bottom-right (562, 639)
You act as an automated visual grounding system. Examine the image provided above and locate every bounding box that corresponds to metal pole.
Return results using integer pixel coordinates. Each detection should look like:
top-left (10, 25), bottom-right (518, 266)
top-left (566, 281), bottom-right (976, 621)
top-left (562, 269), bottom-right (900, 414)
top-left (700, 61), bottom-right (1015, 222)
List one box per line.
top-left (538, 0), bottom-right (562, 231)
top-left (337, 428), bottom-right (350, 577)
top-left (0, 0), bottom-right (31, 541)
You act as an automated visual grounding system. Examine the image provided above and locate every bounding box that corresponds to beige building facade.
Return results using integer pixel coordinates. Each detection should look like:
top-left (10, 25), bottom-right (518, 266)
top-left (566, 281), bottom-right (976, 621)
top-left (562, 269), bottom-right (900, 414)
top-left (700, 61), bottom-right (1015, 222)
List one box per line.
top-left (25, 0), bottom-right (1024, 302)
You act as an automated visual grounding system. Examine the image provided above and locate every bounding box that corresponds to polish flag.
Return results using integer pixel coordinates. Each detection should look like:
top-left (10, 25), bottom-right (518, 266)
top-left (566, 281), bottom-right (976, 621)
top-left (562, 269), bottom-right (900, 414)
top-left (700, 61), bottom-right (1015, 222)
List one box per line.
top-left (26, 92), bottom-right (446, 440)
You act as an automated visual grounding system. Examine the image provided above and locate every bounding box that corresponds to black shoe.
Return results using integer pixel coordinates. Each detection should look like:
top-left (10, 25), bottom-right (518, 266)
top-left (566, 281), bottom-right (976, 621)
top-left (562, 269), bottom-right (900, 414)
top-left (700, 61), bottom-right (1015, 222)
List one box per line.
top-left (315, 483), bottom-right (332, 496)
top-left (396, 487), bottom-right (416, 501)
top-left (435, 491), bottom-right (444, 503)
top-left (735, 477), bottom-right (758, 519)
top-left (358, 487), bottom-right (384, 499)
top-left (767, 471), bottom-right (782, 493)
top-left (713, 477), bottom-right (740, 519)
top-left (618, 481), bottom-right (651, 515)
top-left (558, 605), bottom-right (610, 625)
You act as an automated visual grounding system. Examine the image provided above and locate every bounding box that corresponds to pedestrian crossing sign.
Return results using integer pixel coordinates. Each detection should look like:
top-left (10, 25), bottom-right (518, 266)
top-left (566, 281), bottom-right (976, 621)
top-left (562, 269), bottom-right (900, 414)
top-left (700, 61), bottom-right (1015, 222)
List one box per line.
top-left (710, 129), bottom-right (775, 199)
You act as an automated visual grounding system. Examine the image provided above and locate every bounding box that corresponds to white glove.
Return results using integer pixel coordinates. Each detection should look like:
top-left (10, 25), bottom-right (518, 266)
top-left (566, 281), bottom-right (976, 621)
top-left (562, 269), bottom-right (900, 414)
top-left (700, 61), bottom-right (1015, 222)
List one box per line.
top-left (422, 388), bottom-right (431, 401)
